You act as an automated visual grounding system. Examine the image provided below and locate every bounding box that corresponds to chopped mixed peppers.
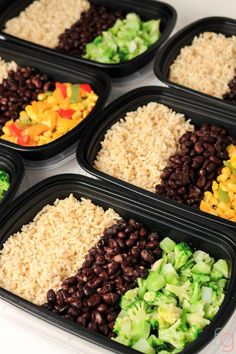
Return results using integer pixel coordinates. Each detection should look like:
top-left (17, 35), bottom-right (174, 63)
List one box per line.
top-left (200, 144), bottom-right (236, 221)
top-left (0, 82), bottom-right (98, 146)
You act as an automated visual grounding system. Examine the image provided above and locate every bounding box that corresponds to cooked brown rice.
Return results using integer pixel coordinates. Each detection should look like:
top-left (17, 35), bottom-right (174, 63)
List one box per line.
top-left (94, 102), bottom-right (194, 192)
top-left (169, 32), bottom-right (236, 98)
top-left (0, 195), bottom-right (120, 305)
top-left (4, 0), bottom-right (90, 48)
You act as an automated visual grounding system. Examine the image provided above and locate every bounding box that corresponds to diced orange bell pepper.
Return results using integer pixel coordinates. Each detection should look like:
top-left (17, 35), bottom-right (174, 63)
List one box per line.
top-left (55, 82), bottom-right (67, 98)
top-left (25, 124), bottom-right (49, 137)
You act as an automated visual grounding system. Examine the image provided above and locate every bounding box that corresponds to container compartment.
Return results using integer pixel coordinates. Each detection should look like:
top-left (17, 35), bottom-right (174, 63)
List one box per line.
top-left (0, 40), bottom-right (110, 160)
top-left (0, 0), bottom-right (177, 77)
top-left (154, 17), bottom-right (236, 115)
top-left (0, 174), bottom-right (236, 354)
top-left (77, 86), bottom-right (236, 230)
top-left (0, 146), bottom-right (24, 213)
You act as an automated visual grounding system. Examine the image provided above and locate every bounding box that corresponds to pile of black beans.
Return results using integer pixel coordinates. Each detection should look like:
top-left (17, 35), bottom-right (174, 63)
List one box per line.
top-left (155, 123), bottom-right (236, 207)
top-left (43, 218), bottom-right (161, 337)
top-left (223, 71), bottom-right (236, 104)
top-left (0, 66), bottom-right (54, 134)
top-left (56, 5), bottom-right (124, 57)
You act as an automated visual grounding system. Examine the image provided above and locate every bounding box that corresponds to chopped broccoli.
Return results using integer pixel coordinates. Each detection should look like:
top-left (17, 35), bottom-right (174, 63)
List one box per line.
top-left (185, 326), bottom-right (202, 343)
top-left (166, 281), bottom-right (192, 303)
top-left (127, 300), bottom-right (151, 321)
top-left (145, 271), bottom-right (166, 292)
top-left (113, 316), bottom-right (132, 339)
top-left (112, 239), bottom-right (228, 353)
top-left (120, 288), bottom-right (139, 310)
top-left (138, 277), bottom-right (147, 299)
top-left (173, 242), bottom-right (193, 270)
top-left (161, 263), bottom-right (179, 285)
top-left (0, 169), bottom-right (10, 201)
top-left (151, 258), bottom-right (165, 272)
top-left (212, 259), bottom-right (229, 279)
top-left (193, 250), bottom-right (214, 265)
top-left (148, 335), bottom-right (169, 351)
top-left (158, 320), bottom-right (186, 350)
top-left (157, 303), bottom-right (182, 328)
top-left (160, 237), bottom-right (176, 253)
top-left (132, 338), bottom-right (155, 354)
top-left (186, 310), bottom-right (210, 330)
top-left (144, 291), bottom-right (177, 307)
top-left (191, 261), bottom-right (211, 275)
top-left (132, 320), bottom-right (151, 342)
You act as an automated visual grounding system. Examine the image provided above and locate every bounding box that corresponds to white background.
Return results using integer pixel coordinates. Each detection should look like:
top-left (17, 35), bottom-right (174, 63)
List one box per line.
top-left (1, 1), bottom-right (236, 354)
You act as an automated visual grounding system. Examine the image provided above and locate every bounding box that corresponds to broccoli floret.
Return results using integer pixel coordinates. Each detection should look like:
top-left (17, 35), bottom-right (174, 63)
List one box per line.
top-left (144, 291), bottom-right (177, 307)
top-left (164, 251), bottom-right (175, 266)
top-left (192, 274), bottom-right (211, 284)
top-left (191, 282), bottom-right (202, 303)
top-left (112, 335), bottom-right (130, 346)
top-left (143, 291), bottom-right (158, 304)
top-left (127, 300), bottom-right (151, 321)
top-left (173, 242), bottom-right (193, 270)
top-left (148, 335), bottom-right (170, 351)
top-left (157, 303), bottom-right (182, 329)
top-left (186, 309), bottom-right (210, 330)
top-left (145, 271), bottom-right (166, 292)
top-left (151, 258), bottom-right (165, 272)
top-left (132, 320), bottom-right (151, 342)
top-left (0, 170), bottom-right (10, 200)
top-left (211, 259), bottom-right (229, 280)
top-left (166, 281), bottom-right (192, 303)
top-left (202, 286), bottom-right (213, 304)
top-left (132, 338), bottom-right (156, 354)
top-left (191, 261), bottom-right (211, 275)
top-left (161, 263), bottom-right (179, 285)
top-left (120, 288), bottom-right (139, 310)
top-left (158, 320), bottom-right (186, 350)
top-left (138, 278), bottom-right (147, 299)
top-left (193, 250), bottom-right (214, 265)
top-left (160, 237), bottom-right (176, 253)
top-left (185, 326), bottom-right (202, 343)
top-left (113, 316), bottom-right (132, 338)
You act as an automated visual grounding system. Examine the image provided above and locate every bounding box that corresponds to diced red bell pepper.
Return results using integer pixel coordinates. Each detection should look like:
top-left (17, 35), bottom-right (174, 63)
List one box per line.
top-left (80, 84), bottom-right (92, 93)
top-left (8, 123), bottom-right (22, 137)
top-left (57, 108), bottom-right (76, 119)
top-left (56, 82), bottom-right (67, 98)
top-left (17, 135), bottom-right (30, 146)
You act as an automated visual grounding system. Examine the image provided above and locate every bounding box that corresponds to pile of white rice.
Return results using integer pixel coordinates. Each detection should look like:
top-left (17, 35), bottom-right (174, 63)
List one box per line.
top-left (0, 58), bottom-right (17, 84)
top-left (0, 195), bottom-right (120, 305)
top-left (4, 0), bottom-right (90, 48)
top-left (94, 102), bottom-right (194, 192)
top-left (169, 32), bottom-right (236, 98)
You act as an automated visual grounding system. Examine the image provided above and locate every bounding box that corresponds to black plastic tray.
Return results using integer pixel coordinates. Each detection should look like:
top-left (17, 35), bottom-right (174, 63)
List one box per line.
top-left (0, 40), bottom-right (110, 160)
top-left (77, 86), bottom-right (236, 231)
top-left (0, 0), bottom-right (177, 77)
top-left (154, 17), bottom-right (236, 115)
top-left (0, 146), bottom-right (24, 215)
top-left (0, 174), bottom-right (236, 354)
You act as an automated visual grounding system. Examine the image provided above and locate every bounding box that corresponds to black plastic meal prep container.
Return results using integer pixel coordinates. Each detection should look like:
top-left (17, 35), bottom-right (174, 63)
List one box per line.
top-left (154, 17), bottom-right (236, 115)
top-left (0, 146), bottom-right (24, 215)
top-left (0, 0), bottom-right (177, 77)
top-left (77, 86), bottom-right (236, 231)
top-left (0, 40), bottom-right (110, 160)
top-left (0, 173), bottom-right (236, 354)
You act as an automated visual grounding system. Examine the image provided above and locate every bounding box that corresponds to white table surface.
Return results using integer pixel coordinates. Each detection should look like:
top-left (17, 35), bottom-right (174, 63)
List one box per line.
top-left (1, 1), bottom-right (236, 354)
